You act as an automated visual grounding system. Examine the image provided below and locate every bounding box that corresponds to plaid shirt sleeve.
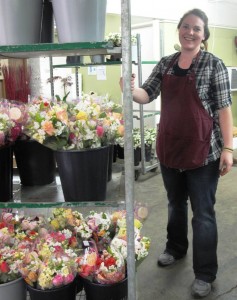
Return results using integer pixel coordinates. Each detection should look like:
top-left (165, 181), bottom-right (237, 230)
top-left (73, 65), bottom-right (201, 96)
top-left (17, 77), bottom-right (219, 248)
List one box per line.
top-left (195, 51), bottom-right (232, 116)
top-left (141, 54), bottom-right (176, 102)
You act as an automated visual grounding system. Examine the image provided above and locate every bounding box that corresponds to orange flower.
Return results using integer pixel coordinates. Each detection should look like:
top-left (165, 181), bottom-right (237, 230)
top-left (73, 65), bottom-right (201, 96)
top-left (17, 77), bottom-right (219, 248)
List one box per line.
top-left (103, 119), bottom-right (111, 126)
top-left (112, 112), bottom-right (122, 120)
top-left (27, 270), bottom-right (38, 283)
top-left (42, 121), bottom-right (55, 136)
top-left (117, 125), bottom-right (125, 137)
top-left (56, 109), bottom-right (68, 124)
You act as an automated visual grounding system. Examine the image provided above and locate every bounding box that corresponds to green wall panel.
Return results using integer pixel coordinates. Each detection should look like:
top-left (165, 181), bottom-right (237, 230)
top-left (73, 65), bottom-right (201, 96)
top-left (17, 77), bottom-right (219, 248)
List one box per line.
top-left (80, 14), bottom-right (122, 103)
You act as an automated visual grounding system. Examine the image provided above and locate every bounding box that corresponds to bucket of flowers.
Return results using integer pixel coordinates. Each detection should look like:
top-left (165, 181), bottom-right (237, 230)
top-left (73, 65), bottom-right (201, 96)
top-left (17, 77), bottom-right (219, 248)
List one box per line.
top-left (75, 207), bottom-right (150, 300)
top-left (19, 228), bottom-right (80, 300)
top-left (0, 206), bottom-right (150, 300)
top-left (0, 99), bottom-right (27, 148)
top-left (105, 32), bottom-right (137, 62)
top-left (144, 127), bottom-right (157, 162)
top-left (0, 99), bottom-right (27, 201)
top-left (23, 93), bottom-right (124, 202)
top-left (115, 127), bottom-right (141, 165)
top-left (0, 211), bottom-right (32, 300)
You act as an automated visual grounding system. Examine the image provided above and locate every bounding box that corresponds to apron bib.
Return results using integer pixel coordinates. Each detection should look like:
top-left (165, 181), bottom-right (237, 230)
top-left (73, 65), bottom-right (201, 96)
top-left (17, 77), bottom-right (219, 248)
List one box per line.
top-left (157, 53), bottom-right (213, 169)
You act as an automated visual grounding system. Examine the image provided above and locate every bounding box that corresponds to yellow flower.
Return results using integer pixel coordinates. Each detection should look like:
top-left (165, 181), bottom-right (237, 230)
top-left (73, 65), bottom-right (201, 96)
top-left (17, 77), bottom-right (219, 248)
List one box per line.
top-left (76, 111), bottom-right (88, 120)
top-left (117, 227), bottom-right (127, 239)
top-left (50, 219), bottom-right (60, 230)
top-left (61, 266), bottom-right (70, 276)
top-left (38, 244), bottom-right (51, 259)
top-left (134, 219), bottom-right (142, 229)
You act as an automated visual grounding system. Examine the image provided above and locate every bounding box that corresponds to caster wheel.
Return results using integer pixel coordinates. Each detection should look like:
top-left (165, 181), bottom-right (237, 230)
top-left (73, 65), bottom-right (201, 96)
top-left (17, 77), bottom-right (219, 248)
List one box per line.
top-left (135, 170), bottom-right (140, 180)
top-left (150, 167), bottom-right (158, 173)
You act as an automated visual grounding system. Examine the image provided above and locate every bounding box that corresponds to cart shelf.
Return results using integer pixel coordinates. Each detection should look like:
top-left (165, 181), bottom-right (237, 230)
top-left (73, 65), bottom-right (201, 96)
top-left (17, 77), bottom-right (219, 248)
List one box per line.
top-left (0, 201), bottom-right (125, 209)
top-left (0, 41), bottom-right (121, 59)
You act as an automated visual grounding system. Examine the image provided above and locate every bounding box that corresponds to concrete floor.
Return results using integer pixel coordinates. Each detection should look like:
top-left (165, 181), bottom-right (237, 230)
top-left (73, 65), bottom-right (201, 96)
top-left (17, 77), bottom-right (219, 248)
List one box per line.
top-left (14, 150), bottom-right (237, 300)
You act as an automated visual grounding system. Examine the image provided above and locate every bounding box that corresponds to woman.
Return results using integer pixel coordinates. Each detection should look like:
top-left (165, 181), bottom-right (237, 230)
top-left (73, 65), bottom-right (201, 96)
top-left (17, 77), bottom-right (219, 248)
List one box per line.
top-left (121, 8), bottom-right (233, 299)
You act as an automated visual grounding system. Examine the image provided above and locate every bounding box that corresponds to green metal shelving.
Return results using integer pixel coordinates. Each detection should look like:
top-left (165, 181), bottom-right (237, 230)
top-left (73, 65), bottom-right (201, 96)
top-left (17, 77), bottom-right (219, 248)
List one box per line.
top-left (0, 201), bottom-right (125, 209)
top-left (0, 41), bottom-right (120, 59)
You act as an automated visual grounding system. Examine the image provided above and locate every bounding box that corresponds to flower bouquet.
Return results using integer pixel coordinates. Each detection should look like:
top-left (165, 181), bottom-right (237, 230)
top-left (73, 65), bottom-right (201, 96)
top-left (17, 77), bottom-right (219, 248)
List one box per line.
top-left (0, 244), bottom-right (27, 300)
top-left (48, 208), bottom-right (92, 243)
top-left (95, 246), bottom-right (126, 284)
top-left (105, 32), bottom-right (137, 47)
top-left (20, 252), bottom-right (77, 290)
top-left (0, 211), bottom-right (33, 284)
top-left (0, 99), bottom-right (27, 148)
top-left (0, 207), bottom-right (150, 299)
top-left (19, 228), bottom-right (79, 293)
top-left (110, 212), bottom-right (151, 268)
top-left (23, 93), bottom-right (124, 151)
top-left (144, 127), bottom-right (156, 161)
top-left (0, 246), bottom-right (25, 284)
top-left (23, 96), bottom-right (70, 150)
top-left (76, 240), bottom-right (125, 285)
top-left (105, 32), bottom-right (137, 62)
top-left (86, 211), bottom-right (113, 250)
top-left (23, 93), bottom-right (124, 201)
top-left (144, 127), bottom-right (156, 146)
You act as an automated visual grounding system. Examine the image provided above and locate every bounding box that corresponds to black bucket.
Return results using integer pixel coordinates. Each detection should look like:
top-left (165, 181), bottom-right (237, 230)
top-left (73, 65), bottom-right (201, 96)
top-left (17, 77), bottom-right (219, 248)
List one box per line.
top-left (13, 140), bottom-right (56, 186)
top-left (40, 0), bottom-right (54, 43)
top-left (107, 144), bottom-right (114, 182)
top-left (55, 146), bottom-right (109, 202)
top-left (0, 146), bottom-right (13, 202)
top-left (27, 279), bottom-right (77, 300)
top-left (82, 277), bottom-right (127, 300)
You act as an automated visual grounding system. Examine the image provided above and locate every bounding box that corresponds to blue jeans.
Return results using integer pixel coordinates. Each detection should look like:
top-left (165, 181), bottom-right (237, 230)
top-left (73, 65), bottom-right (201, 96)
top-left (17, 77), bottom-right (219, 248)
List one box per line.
top-left (160, 160), bottom-right (220, 283)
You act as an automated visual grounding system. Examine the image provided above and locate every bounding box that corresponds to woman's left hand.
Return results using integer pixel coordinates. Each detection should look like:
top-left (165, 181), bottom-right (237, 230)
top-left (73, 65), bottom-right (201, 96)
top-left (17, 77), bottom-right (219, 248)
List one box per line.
top-left (219, 151), bottom-right (233, 176)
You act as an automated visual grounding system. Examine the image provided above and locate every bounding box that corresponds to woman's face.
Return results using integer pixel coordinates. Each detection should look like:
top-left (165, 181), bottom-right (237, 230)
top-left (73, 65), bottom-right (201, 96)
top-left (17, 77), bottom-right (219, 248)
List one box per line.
top-left (178, 14), bottom-right (205, 52)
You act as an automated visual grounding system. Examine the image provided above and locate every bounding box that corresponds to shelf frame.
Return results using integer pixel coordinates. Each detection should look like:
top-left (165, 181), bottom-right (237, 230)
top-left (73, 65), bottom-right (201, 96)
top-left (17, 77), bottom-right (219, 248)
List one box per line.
top-left (0, 201), bottom-right (125, 209)
top-left (0, 41), bottom-right (121, 59)
top-left (0, 2), bottom-right (137, 298)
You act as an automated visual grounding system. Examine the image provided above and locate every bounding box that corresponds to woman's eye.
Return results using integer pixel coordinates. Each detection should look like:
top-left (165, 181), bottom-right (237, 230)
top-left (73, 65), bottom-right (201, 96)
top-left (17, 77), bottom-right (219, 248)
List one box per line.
top-left (193, 27), bottom-right (201, 32)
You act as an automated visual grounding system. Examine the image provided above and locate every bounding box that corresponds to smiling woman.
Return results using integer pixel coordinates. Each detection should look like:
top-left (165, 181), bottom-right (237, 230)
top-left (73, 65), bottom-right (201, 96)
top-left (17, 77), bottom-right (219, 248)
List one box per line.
top-left (122, 7), bottom-right (234, 299)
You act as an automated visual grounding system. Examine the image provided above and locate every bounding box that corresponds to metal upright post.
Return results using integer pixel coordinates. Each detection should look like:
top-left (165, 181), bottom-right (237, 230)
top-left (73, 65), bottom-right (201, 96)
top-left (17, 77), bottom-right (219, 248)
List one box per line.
top-left (136, 34), bottom-right (146, 175)
top-left (75, 67), bottom-right (79, 97)
top-left (49, 56), bottom-right (54, 98)
top-left (121, 0), bottom-right (136, 299)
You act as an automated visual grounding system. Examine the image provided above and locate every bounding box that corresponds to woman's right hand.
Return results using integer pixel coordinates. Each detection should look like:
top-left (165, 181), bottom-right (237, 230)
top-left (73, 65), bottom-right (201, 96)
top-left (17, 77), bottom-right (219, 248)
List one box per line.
top-left (119, 73), bottom-right (136, 92)
top-left (119, 73), bottom-right (149, 104)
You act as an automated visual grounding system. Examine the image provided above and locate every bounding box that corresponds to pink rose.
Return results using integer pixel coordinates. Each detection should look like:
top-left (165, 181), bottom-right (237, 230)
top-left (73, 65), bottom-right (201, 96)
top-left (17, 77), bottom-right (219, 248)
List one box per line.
top-left (2, 212), bottom-right (13, 223)
top-left (52, 274), bottom-right (64, 287)
top-left (64, 273), bottom-right (74, 285)
top-left (0, 261), bottom-right (10, 273)
top-left (96, 125), bottom-right (104, 138)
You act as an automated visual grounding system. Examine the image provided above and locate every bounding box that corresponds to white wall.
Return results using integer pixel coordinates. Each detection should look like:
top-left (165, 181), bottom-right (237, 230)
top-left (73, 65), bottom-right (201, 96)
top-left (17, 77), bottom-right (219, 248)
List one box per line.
top-left (107, 0), bottom-right (237, 28)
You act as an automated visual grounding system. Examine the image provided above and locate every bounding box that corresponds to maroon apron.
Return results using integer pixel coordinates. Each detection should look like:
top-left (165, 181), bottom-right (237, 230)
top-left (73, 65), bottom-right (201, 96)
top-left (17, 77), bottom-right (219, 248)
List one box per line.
top-left (156, 53), bottom-right (213, 169)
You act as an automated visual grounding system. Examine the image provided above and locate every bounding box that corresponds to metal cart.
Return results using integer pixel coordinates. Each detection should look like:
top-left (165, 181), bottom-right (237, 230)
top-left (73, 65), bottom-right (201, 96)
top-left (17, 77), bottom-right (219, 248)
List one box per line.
top-left (133, 34), bottom-right (160, 180)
